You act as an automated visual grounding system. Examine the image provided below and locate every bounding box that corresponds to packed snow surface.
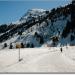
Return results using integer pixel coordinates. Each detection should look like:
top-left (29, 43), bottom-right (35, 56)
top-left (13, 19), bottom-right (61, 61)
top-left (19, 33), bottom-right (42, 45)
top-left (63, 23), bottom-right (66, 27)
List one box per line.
top-left (0, 46), bottom-right (75, 73)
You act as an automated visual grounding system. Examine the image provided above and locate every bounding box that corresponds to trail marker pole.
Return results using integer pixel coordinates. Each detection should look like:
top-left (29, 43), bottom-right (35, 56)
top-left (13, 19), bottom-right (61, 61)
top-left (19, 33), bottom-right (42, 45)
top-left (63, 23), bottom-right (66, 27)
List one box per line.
top-left (18, 45), bottom-right (23, 62)
top-left (18, 31), bottom-right (23, 62)
top-left (19, 48), bottom-right (20, 61)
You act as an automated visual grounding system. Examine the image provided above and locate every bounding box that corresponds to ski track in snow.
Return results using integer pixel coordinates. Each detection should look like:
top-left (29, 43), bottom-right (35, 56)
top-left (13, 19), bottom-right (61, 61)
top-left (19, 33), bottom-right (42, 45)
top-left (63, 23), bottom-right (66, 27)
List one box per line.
top-left (0, 46), bottom-right (75, 72)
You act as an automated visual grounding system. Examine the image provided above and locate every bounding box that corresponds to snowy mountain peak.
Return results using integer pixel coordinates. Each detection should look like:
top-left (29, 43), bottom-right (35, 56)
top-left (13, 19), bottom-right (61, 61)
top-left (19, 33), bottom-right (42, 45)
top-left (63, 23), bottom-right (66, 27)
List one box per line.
top-left (30, 8), bottom-right (46, 12)
top-left (19, 8), bottom-right (46, 22)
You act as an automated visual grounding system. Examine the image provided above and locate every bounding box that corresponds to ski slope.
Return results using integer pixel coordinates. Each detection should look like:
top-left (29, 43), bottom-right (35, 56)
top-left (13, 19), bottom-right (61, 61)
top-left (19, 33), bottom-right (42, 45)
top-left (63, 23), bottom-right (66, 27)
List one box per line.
top-left (0, 46), bottom-right (75, 73)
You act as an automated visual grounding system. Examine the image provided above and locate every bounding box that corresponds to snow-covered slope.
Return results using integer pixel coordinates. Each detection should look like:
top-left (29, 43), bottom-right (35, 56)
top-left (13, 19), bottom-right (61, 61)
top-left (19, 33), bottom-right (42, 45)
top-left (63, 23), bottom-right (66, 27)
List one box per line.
top-left (17, 15), bottom-right (70, 47)
top-left (19, 8), bottom-right (46, 23)
top-left (0, 46), bottom-right (75, 72)
top-left (0, 3), bottom-right (74, 49)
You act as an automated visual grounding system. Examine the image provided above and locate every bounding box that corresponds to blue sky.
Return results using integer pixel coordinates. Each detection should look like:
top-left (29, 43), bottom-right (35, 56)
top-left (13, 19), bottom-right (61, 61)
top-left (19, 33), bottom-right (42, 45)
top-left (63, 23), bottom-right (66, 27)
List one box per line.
top-left (0, 0), bottom-right (71, 25)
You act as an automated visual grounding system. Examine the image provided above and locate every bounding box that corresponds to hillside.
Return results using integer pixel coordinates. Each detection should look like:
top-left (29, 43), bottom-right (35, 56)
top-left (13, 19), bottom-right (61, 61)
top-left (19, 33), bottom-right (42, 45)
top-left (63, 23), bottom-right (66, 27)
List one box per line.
top-left (0, 2), bottom-right (75, 49)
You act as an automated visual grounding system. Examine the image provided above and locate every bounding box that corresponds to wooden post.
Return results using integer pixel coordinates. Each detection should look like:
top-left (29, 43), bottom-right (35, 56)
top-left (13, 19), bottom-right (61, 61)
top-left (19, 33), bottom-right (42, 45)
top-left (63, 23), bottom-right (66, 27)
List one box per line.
top-left (18, 31), bottom-right (22, 62)
top-left (18, 44), bottom-right (23, 62)
top-left (19, 48), bottom-right (20, 61)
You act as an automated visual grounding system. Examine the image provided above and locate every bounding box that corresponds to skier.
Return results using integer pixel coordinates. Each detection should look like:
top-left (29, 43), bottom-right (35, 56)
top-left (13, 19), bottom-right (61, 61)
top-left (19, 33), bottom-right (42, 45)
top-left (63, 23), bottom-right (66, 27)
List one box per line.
top-left (60, 47), bottom-right (63, 53)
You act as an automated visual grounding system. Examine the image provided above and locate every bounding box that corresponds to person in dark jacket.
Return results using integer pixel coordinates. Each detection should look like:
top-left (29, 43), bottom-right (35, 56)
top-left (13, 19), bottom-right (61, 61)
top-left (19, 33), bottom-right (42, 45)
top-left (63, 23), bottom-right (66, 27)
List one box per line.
top-left (60, 47), bottom-right (63, 52)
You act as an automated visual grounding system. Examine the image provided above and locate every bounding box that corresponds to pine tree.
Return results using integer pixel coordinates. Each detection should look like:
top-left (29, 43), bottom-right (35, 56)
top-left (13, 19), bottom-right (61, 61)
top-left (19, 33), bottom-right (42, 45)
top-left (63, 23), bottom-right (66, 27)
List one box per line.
top-left (26, 43), bottom-right (30, 48)
top-left (40, 36), bottom-right (44, 44)
top-left (31, 43), bottom-right (34, 48)
top-left (21, 43), bottom-right (24, 48)
top-left (4, 43), bottom-right (7, 48)
top-left (70, 35), bottom-right (75, 41)
top-left (9, 43), bottom-right (13, 49)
